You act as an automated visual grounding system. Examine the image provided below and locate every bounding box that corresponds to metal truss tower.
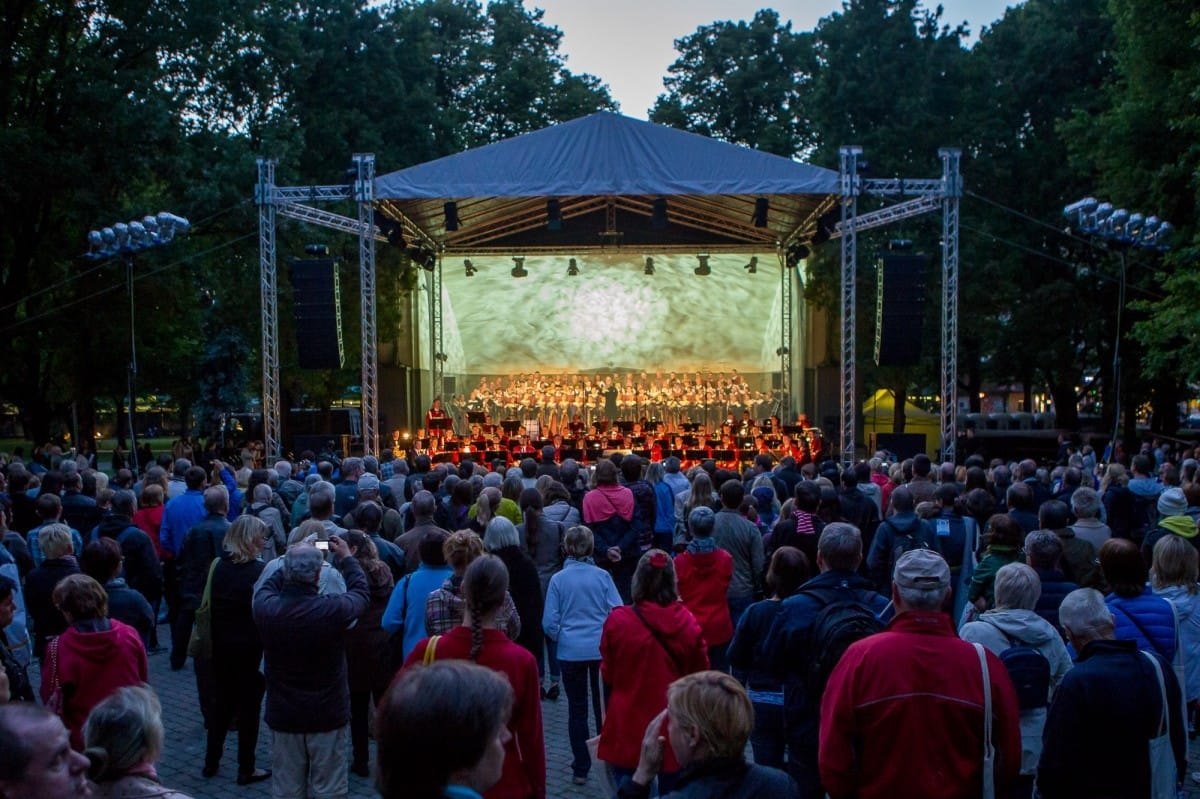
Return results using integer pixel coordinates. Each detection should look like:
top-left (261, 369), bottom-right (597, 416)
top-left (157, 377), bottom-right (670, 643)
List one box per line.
top-left (779, 249), bottom-right (793, 419)
top-left (836, 147), bottom-right (962, 465)
top-left (255, 158), bottom-right (282, 459)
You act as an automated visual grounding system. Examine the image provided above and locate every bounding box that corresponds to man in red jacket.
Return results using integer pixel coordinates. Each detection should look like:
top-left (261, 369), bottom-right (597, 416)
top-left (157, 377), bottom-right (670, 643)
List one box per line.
top-left (819, 549), bottom-right (1022, 799)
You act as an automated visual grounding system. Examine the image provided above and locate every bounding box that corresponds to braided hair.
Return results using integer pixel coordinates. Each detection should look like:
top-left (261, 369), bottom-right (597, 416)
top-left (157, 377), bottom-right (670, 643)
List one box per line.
top-left (461, 554), bottom-right (509, 661)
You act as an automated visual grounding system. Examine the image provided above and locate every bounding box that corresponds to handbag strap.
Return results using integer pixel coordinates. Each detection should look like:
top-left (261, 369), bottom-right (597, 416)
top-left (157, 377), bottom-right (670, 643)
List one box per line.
top-left (48, 637), bottom-right (60, 691)
top-left (1115, 603), bottom-right (1168, 658)
top-left (423, 635), bottom-right (441, 666)
top-left (1142, 650), bottom-right (1169, 736)
top-left (973, 643), bottom-right (994, 787)
top-left (633, 605), bottom-right (686, 677)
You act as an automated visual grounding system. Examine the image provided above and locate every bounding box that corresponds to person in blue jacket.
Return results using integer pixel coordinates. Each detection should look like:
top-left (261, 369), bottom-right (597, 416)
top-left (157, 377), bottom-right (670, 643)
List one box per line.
top-left (381, 529), bottom-right (453, 664)
top-left (1099, 537), bottom-right (1176, 661)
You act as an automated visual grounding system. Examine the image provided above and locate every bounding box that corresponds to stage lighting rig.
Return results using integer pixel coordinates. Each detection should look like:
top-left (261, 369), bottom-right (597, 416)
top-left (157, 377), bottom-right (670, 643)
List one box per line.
top-left (644, 256), bottom-right (654, 275)
top-left (743, 256), bottom-right (758, 274)
top-left (511, 256), bottom-right (528, 278)
top-left (463, 259), bottom-right (477, 277)
top-left (567, 258), bottom-right (579, 276)
top-left (694, 254), bottom-right (710, 276)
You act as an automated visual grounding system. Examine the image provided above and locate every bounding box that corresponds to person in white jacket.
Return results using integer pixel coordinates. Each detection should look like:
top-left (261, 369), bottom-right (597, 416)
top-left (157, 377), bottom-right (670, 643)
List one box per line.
top-left (960, 562), bottom-right (1072, 799)
top-left (542, 525), bottom-right (622, 785)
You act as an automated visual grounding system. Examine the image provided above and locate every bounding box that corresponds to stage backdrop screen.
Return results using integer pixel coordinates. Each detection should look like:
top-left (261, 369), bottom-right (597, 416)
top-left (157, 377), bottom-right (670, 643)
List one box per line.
top-left (427, 252), bottom-right (786, 376)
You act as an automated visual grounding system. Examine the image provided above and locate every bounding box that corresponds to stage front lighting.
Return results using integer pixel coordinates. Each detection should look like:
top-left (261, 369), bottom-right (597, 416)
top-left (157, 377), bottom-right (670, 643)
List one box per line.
top-left (743, 256), bottom-right (758, 274)
top-left (511, 256), bottom-right (527, 278)
top-left (567, 258), bottom-right (579, 276)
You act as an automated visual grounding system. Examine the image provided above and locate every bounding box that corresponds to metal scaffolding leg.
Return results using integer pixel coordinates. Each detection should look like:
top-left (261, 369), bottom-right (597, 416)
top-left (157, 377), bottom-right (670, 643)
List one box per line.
top-left (839, 146), bottom-right (862, 466)
top-left (940, 148), bottom-right (962, 461)
top-left (256, 158), bottom-right (282, 460)
top-left (780, 250), bottom-right (793, 419)
top-left (354, 153), bottom-right (379, 456)
top-left (432, 255), bottom-right (444, 408)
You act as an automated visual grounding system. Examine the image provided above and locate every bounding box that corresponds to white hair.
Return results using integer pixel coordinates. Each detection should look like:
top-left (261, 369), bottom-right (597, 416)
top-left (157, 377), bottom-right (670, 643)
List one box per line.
top-left (1058, 588), bottom-right (1114, 641)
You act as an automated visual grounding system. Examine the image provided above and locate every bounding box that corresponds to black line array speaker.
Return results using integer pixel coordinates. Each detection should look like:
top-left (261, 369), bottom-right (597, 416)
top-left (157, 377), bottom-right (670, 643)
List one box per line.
top-left (289, 258), bottom-right (345, 369)
top-left (874, 254), bottom-right (929, 367)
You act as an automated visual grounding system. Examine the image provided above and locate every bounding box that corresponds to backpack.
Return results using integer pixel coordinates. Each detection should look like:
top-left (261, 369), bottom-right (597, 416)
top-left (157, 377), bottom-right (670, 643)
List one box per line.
top-left (884, 519), bottom-right (929, 575)
top-left (802, 585), bottom-right (884, 698)
top-left (991, 626), bottom-right (1051, 710)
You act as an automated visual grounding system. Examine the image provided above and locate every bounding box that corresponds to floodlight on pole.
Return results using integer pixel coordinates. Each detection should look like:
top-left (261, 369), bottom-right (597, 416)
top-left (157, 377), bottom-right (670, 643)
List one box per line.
top-left (84, 210), bottom-right (191, 473)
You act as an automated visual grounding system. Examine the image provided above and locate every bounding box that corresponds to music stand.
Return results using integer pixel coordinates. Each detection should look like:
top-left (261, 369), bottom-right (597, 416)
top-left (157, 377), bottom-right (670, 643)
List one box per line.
top-left (432, 452), bottom-right (454, 464)
top-left (485, 450), bottom-right (506, 463)
top-left (667, 449), bottom-right (685, 460)
top-left (713, 449), bottom-right (736, 461)
top-left (682, 435), bottom-right (699, 447)
top-left (429, 417), bottom-right (451, 432)
top-left (681, 423), bottom-right (702, 433)
top-left (684, 449), bottom-right (707, 461)
top-left (615, 420), bottom-right (635, 433)
top-left (467, 412), bottom-right (487, 424)
top-left (783, 425), bottom-right (804, 436)
top-left (459, 451), bottom-right (480, 464)
top-left (632, 449), bottom-right (651, 460)
top-left (560, 448), bottom-right (583, 462)
top-left (500, 420), bottom-right (521, 435)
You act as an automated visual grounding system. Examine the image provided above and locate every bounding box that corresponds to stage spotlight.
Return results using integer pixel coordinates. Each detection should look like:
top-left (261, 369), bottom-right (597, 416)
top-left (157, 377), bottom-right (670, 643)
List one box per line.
top-left (511, 256), bottom-right (527, 278)
top-left (785, 244), bottom-right (811, 268)
top-left (374, 210), bottom-right (405, 248)
top-left (463, 259), bottom-right (477, 277)
top-left (694, 254), bottom-right (710, 276)
top-left (444, 201), bottom-right (460, 232)
top-left (567, 258), bottom-right (579, 276)
top-left (408, 247), bottom-right (436, 272)
top-left (644, 256), bottom-right (654, 275)
top-left (1063, 197), bottom-right (1099, 218)
top-left (752, 198), bottom-right (769, 228)
top-left (651, 198), bottom-right (668, 230)
top-left (547, 199), bottom-right (563, 231)
top-left (743, 256), bottom-right (758, 274)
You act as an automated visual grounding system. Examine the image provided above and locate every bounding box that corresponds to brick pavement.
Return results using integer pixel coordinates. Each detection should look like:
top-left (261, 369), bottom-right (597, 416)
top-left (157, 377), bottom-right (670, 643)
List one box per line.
top-left (31, 623), bottom-right (1200, 797)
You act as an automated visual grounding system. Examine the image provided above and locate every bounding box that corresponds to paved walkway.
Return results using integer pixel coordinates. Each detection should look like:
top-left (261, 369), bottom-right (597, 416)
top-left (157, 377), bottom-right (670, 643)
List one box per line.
top-left (139, 625), bottom-right (603, 799)
top-left (31, 623), bottom-right (1200, 797)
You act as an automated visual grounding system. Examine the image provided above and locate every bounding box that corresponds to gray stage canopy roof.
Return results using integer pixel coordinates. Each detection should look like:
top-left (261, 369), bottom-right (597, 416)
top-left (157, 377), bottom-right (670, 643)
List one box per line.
top-left (374, 112), bottom-right (839, 255)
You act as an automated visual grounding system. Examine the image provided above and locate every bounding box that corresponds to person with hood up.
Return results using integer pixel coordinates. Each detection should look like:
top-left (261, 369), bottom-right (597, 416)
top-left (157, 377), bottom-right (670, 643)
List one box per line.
top-left (1141, 486), bottom-right (1200, 565)
top-left (865, 487), bottom-right (932, 593)
top-left (40, 574), bottom-right (148, 750)
top-left (599, 549), bottom-right (709, 794)
top-left (674, 507), bottom-right (734, 672)
top-left (583, 459), bottom-right (639, 603)
top-left (960, 563), bottom-right (1072, 799)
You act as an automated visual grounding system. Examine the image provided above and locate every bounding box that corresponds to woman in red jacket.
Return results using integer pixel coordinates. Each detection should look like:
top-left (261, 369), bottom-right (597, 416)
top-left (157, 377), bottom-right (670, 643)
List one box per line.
top-left (404, 555), bottom-right (546, 799)
top-left (599, 549), bottom-right (708, 794)
top-left (41, 574), bottom-right (148, 750)
top-left (673, 506), bottom-right (733, 672)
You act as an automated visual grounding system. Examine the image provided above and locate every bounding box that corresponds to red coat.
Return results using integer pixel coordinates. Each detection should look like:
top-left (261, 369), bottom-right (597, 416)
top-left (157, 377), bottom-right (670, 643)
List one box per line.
top-left (819, 611), bottom-right (1022, 799)
top-left (42, 619), bottom-right (148, 750)
top-left (404, 627), bottom-right (545, 799)
top-left (674, 548), bottom-right (734, 646)
top-left (598, 601), bottom-right (709, 770)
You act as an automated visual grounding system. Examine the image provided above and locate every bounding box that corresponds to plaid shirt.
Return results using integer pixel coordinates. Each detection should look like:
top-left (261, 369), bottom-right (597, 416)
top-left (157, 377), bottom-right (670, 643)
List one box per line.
top-left (379, 460), bottom-right (395, 480)
top-left (424, 577), bottom-right (521, 639)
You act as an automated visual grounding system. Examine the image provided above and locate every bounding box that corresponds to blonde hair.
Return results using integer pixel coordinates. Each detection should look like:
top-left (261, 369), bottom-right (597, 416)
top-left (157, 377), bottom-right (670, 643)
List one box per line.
top-left (1100, 462), bottom-right (1128, 493)
top-left (291, 519), bottom-right (325, 546)
top-left (38, 523), bottom-right (74, 560)
top-left (667, 671), bottom-right (754, 759)
top-left (1152, 534), bottom-right (1200, 593)
top-left (444, 530), bottom-right (484, 574)
top-left (225, 515), bottom-right (267, 564)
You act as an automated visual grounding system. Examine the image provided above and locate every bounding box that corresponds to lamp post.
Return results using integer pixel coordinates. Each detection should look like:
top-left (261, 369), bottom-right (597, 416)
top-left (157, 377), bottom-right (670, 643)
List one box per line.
top-left (86, 213), bottom-right (190, 473)
top-left (1063, 198), bottom-right (1171, 454)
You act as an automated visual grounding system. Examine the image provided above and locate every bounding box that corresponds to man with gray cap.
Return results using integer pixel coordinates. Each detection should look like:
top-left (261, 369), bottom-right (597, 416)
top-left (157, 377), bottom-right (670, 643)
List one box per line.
top-left (1140, 486), bottom-right (1200, 564)
top-left (819, 548), bottom-right (1022, 799)
top-left (253, 537), bottom-right (369, 799)
top-left (394, 490), bottom-right (452, 574)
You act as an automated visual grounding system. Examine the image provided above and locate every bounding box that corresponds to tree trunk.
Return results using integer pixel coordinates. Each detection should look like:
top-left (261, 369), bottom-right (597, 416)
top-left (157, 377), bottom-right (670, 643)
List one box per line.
top-left (115, 396), bottom-right (129, 449)
top-left (893, 384), bottom-right (907, 433)
top-left (1045, 378), bottom-right (1079, 431)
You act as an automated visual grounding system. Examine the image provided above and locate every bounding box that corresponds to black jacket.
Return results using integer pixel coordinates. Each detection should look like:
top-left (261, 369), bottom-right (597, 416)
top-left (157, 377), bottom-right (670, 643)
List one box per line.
top-left (94, 514), bottom-right (162, 605)
top-left (104, 578), bottom-right (155, 650)
top-left (60, 491), bottom-right (102, 539)
top-left (253, 554), bottom-right (369, 733)
top-left (1032, 567), bottom-right (1078, 634)
top-left (619, 757), bottom-right (799, 799)
top-left (493, 545), bottom-right (543, 664)
top-left (25, 557), bottom-right (80, 657)
top-left (1038, 639), bottom-right (1186, 798)
top-left (179, 513), bottom-right (230, 610)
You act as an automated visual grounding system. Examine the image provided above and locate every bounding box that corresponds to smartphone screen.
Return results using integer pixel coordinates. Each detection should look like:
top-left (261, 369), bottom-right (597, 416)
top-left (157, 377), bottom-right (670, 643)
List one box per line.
top-left (315, 540), bottom-right (329, 551)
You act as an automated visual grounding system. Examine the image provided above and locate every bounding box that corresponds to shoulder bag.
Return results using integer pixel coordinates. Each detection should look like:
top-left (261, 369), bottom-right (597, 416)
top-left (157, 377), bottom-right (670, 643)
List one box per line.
top-left (187, 558), bottom-right (221, 660)
top-left (633, 605), bottom-right (687, 677)
top-left (422, 635), bottom-right (441, 666)
top-left (1142, 650), bottom-right (1178, 799)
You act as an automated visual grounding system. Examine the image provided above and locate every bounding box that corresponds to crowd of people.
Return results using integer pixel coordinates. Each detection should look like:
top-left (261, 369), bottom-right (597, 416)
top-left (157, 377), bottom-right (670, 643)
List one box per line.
top-left (0, 427), bottom-right (1198, 798)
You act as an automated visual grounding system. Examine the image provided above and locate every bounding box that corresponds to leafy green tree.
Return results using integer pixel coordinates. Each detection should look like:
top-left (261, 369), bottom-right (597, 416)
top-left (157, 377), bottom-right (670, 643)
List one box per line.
top-left (649, 10), bottom-right (816, 158)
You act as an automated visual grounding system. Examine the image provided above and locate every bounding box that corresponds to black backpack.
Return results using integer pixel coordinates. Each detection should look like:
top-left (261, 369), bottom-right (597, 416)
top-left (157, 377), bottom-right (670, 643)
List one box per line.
top-left (993, 627), bottom-right (1051, 710)
top-left (802, 585), bottom-right (884, 698)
